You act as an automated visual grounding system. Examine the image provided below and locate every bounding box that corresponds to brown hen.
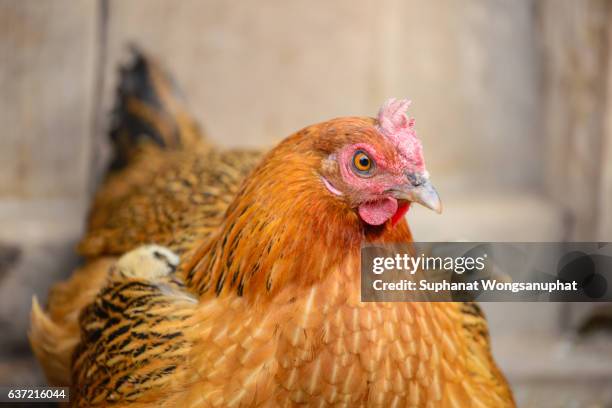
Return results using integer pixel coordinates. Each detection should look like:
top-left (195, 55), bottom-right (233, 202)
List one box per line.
top-left (30, 51), bottom-right (514, 407)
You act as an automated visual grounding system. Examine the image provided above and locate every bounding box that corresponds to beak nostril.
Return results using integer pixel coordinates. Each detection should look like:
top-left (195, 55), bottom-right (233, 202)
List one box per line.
top-left (395, 172), bottom-right (442, 213)
top-left (406, 172), bottom-right (424, 187)
top-left (390, 176), bottom-right (442, 213)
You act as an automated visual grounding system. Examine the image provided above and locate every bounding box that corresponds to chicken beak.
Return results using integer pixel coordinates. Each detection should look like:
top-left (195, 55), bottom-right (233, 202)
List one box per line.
top-left (412, 180), bottom-right (442, 213)
top-left (391, 176), bottom-right (442, 214)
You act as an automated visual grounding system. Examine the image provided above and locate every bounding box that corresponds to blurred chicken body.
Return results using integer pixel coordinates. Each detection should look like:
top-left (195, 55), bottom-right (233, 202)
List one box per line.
top-left (30, 52), bottom-right (514, 407)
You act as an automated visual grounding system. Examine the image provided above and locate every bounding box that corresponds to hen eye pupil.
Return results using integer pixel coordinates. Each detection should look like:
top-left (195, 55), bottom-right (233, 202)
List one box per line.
top-left (359, 157), bottom-right (369, 167)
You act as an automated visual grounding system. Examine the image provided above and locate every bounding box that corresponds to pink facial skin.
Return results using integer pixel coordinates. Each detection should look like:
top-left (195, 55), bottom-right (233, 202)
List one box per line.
top-left (337, 143), bottom-right (397, 196)
top-left (333, 98), bottom-right (427, 226)
top-left (335, 143), bottom-right (407, 226)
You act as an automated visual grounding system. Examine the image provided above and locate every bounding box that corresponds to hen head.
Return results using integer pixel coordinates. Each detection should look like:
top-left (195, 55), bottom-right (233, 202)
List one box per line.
top-left (314, 98), bottom-right (441, 227)
top-left (186, 98), bottom-right (442, 296)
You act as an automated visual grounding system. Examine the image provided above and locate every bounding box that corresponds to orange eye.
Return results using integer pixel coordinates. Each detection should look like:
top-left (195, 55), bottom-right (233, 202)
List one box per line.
top-left (352, 150), bottom-right (374, 174)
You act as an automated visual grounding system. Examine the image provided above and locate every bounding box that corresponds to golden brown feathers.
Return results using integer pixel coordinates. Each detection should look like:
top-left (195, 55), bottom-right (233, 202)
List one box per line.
top-left (67, 117), bottom-right (514, 406)
top-left (30, 50), bottom-right (514, 407)
top-left (30, 257), bottom-right (116, 386)
top-left (79, 146), bottom-right (262, 258)
top-left (70, 247), bottom-right (514, 407)
top-left (71, 246), bottom-right (197, 406)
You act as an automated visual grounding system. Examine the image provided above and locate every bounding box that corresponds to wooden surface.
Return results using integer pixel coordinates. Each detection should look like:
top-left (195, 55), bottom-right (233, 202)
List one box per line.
top-left (599, 12), bottom-right (612, 241)
top-left (97, 0), bottom-right (389, 176)
top-left (0, 0), bottom-right (608, 228)
top-left (97, 0), bottom-right (542, 196)
top-left (0, 1), bottom-right (98, 199)
top-left (538, 0), bottom-right (612, 240)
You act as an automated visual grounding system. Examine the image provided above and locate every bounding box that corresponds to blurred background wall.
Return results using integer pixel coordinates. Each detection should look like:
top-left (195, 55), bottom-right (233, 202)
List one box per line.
top-left (0, 1), bottom-right (611, 406)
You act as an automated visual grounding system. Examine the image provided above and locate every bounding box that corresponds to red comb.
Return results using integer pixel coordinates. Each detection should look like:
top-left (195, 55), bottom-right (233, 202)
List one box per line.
top-left (376, 98), bottom-right (425, 172)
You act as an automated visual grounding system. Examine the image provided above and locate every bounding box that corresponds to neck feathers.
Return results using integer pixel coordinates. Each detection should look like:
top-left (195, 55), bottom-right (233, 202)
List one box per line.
top-left (181, 123), bottom-right (413, 301)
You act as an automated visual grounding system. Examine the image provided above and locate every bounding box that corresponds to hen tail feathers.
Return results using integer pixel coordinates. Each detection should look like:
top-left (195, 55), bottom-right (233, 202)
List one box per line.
top-left (109, 46), bottom-right (205, 170)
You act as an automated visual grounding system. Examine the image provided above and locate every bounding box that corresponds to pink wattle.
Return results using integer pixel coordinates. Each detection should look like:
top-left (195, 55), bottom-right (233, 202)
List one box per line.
top-left (358, 197), bottom-right (398, 226)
